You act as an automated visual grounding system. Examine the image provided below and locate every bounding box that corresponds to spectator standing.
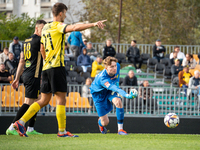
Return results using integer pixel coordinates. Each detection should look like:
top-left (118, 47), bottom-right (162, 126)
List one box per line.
top-left (138, 80), bottom-right (156, 108)
top-left (170, 51), bottom-right (177, 65)
top-left (82, 78), bottom-right (92, 98)
top-left (77, 47), bottom-right (92, 72)
top-left (9, 36), bottom-right (22, 61)
top-left (170, 46), bottom-right (185, 64)
top-left (91, 55), bottom-right (104, 77)
top-left (123, 70), bottom-right (138, 86)
top-left (64, 42), bottom-right (73, 63)
top-left (0, 63), bottom-right (12, 84)
top-left (182, 53), bottom-right (197, 69)
top-left (178, 65), bottom-right (192, 95)
top-left (171, 59), bottom-right (183, 78)
top-left (67, 31), bottom-right (85, 57)
top-left (153, 39), bottom-right (166, 62)
top-left (103, 39), bottom-right (116, 59)
top-left (86, 42), bottom-right (98, 61)
top-left (126, 40), bottom-right (142, 73)
top-left (0, 47), bottom-right (9, 64)
top-left (5, 52), bottom-right (18, 75)
top-left (188, 70), bottom-right (200, 97)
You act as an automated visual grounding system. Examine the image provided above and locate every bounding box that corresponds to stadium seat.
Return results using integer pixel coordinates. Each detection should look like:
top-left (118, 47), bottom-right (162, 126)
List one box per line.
top-left (87, 67), bottom-right (92, 73)
top-left (160, 59), bottom-right (171, 68)
top-left (66, 76), bottom-right (71, 83)
top-left (4, 85), bottom-right (15, 95)
top-left (155, 63), bottom-right (165, 75)
top-left (11, 91), bottom-right (23, 107)
top-left (116, 53), bottom-right (127, 63)
top-left (193, 54), bottom-right (199, 62)
top-left (76, 76), bottom-right (85, 84)
top-left (68, 92), bottom-right (81, 100)
top-left (147, 58), bottom-right (158, 71)
top-left (68, 71), bottom-right (78, 82)
top-left (165, 54), bottom-right (170, 59)
top-left (163, 68), bottom-right (172, 80)
top-left (81, 72), bottom-right (91, 79)
top-left (171, 77), bottom-right (179, 87)
top-left (75, 97), bottom-right (91, 108)
top-left (66, 97), bottom-right (77, 108)
top-left (140, 53), bottom-right (150, 64)
top-left (75, 66), bottom-right (83, 74)
top-left (2, 94), bottom-right (19, 107)
top-left (65, 65), bottom-right (70, 72)
top-left (65, 61), bottom-right (77, 71)
top-left (119, 78), bottom-right (124, 86)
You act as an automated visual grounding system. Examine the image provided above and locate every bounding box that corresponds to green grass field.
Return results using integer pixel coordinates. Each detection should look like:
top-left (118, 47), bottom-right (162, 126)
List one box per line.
top-left (1, 134), bottom-right (200, 150)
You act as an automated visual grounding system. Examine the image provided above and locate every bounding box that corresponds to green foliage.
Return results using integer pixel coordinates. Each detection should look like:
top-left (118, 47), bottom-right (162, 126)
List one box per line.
top-left (79, 0), bottom-right (200, 45)
top-left (0, 13), bottom-right (44, 41)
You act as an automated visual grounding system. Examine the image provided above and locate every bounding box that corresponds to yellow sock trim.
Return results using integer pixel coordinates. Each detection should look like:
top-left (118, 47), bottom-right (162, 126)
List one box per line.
top-left (56, 105), bottom-right (66, 132)
top-left (20, 102), bottom-right (41, 123)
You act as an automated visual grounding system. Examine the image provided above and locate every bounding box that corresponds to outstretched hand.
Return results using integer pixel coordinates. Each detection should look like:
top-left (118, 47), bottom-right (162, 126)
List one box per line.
top-left (94, 20), bottom-right (107, 29)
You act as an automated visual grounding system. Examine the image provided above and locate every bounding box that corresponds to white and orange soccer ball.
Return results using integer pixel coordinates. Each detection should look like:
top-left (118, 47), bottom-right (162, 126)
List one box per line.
top-left (164, 113), bottom-right (180, 128)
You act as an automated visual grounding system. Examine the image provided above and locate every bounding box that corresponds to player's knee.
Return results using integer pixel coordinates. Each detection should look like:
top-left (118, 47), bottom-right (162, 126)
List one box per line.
top-left (101, 118), bottom-right (109, 126)
top-left (114, 98), bottom-right (123, 108)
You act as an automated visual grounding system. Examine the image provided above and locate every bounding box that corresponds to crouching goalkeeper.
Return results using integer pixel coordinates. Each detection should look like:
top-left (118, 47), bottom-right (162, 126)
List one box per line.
top-left (90, 56), bottom-right (137, 135)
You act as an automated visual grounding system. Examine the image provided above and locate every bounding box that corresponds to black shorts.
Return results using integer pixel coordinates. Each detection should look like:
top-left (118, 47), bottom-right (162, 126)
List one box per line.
top-left (22, 75), bottom-right (40, 99)
top-left (40, 67), bottom-right (67, 94)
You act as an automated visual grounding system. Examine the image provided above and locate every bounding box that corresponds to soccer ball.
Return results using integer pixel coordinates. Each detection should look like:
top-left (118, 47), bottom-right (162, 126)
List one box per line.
top-left (164, 113), bottom-right (180, 128)
top-left (130, 88), bottom-right (138, 96)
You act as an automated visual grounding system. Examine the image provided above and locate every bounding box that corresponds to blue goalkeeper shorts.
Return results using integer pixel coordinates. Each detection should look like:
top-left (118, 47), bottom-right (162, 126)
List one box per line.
top-left (92, 91), bottom-right (121, 117)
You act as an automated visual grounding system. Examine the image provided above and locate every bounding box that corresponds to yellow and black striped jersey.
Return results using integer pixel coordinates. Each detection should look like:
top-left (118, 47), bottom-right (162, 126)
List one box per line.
top-left (41, 21), bottom-right (67, 71)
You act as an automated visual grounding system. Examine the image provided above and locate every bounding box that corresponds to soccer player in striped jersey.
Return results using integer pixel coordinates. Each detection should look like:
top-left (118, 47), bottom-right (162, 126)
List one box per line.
top-left (13, 2), bottom-right (106, 137)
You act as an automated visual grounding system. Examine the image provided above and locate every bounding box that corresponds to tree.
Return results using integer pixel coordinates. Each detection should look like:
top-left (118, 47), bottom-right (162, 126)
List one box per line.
top-left (79, 0), bottom-right (200, 45)
top-left (0, 13), bottom-right (43, 41)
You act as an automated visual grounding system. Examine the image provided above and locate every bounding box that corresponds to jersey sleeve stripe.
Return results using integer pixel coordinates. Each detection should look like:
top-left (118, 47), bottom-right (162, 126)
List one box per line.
top-left (63, 25), bottom-right (68, 33)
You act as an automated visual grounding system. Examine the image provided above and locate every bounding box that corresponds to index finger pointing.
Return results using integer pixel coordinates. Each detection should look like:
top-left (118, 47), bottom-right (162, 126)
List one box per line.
top-left (101, 20), bottom-right (107, 23)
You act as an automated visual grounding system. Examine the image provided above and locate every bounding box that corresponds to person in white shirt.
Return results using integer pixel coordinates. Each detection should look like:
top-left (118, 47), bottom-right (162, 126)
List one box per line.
top-left (0, 47), bottom-right (9, 64)
top-left (182, 53), bottom-right (197, 69)
top-left (170, 46), bottom-right (185, 63)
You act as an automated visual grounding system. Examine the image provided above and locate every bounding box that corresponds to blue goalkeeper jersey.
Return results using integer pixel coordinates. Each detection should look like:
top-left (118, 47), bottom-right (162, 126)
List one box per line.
top-left (90, 63), bottom-right (128, 100)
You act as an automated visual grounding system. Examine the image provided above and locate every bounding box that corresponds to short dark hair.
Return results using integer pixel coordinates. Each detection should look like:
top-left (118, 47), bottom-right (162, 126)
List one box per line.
top-left (52, 3), bottom-right (68, 17)
top-left (174, 46), bottom-right (180, 49)
top-left (173, 51), bottom-right (177, 54)
top-left (36, 20), bottom-right (46, 25)
top-left (132, 40), bottom-right (137, 43)
top-left (3, 47), bottom-right (8, 51)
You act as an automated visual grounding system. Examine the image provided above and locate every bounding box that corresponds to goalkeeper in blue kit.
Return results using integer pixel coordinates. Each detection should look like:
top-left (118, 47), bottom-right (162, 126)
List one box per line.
top-left (90, 56), bottom-right (137, 135)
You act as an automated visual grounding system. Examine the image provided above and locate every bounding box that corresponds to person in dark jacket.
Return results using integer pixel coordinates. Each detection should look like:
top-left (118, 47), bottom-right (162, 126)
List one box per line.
top-left (171, 59), bottom-right (183, 78)
top-left (126, 40), bottom-right (142, 73)
top-left (77, 47), bottom-right (92, 72)
top-left (103, 40), bottom-right (116, 59)
top-left (153, 39), bottom-right (166, 62)
top-left (5, 52), bottom-right (18, 75)
top-left (138, 80), bottom-right (157, 109)
top-left (170, 51), bottom-right (177, 65)
top-left (123, 70), bottom-right (138, 86)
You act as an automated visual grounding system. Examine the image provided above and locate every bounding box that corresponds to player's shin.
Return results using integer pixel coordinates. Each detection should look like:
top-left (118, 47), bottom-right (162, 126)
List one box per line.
top-left (20, 102), bottom-right (41, 126)
top-left (56, 105), bottom-right (66, 134)
top-left (116, 107), bottom-right (124, 130)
